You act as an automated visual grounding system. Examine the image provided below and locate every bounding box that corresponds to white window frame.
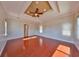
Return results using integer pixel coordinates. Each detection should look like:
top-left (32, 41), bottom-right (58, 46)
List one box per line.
top-left (39, 24), bottom-right (43, 33)
top-left (4, 20), bottom-right (7, 36)
top-left (62, 22), bottom-right (71, 36)
top-left (77, 17), bottom-right (79, 39)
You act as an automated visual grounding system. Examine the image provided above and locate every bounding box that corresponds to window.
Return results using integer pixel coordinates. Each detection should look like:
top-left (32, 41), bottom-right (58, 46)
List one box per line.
top-left (77, 17), bottom-right (79, 39)
top-left (62, 23), bottom-right (71, 36)
top-left (4, 20), bottom-right (7, 36)
top-left (39, 24), bottom-right (43, 33)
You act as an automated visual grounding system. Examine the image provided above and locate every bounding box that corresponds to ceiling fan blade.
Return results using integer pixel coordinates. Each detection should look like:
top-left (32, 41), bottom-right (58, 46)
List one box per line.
top-left (38, 12), bottom-right (43, 14)
top-left (30, 11), bottom-right (35, 14)
top-left (30, 13), bottom-right (35, 16)
top-left (32, 15), bottom-right (35, 17)
top-left (35, 8), bottom-right (39, 13)
top-left (37, 15), bottom-right (39, 17)
top-left (31, 14), bottom-right (39, 17)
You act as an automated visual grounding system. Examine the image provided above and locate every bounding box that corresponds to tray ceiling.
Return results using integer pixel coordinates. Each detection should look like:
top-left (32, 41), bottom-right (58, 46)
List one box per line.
top-left (0, 1), bottom-right (79, 22)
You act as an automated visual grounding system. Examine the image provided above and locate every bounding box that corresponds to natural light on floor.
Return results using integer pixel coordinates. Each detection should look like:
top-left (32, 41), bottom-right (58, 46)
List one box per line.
top-left (52, 44), bottom-right (70, 57)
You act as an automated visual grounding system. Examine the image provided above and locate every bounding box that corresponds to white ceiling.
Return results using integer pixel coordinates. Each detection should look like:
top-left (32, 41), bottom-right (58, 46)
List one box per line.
top-left (0, 1), bottom-right (79, 22)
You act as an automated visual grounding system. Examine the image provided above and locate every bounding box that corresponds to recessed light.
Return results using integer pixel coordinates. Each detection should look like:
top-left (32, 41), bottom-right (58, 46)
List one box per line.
top-left (35, 1), bottom-right (39, 4)
top-left (43, 9), bottom-right (46, 12)
top-left (35, 13), bottom-right (38, 16)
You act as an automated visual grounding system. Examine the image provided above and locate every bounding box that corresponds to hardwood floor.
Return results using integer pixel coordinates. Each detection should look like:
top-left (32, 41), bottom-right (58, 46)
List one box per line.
top-left (1, 35), bottom-right (79, 57)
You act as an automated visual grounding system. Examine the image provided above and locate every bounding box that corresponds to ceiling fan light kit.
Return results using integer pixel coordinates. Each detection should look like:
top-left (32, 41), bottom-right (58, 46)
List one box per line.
top-left (43, 9), bottom-right (47, 12)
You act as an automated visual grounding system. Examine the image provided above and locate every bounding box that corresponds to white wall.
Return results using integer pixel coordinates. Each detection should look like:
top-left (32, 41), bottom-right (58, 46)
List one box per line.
top-left (6, 17), bottom-right (38, 38)
top-left (0, 3), bottom-right (7, 56)
top-left (7, 19), bottom-right (24, 37)
top-left (6, 14), bottom-right (75, 44)
top-left (33, 13), bottom-right (79, 50)
top-left (71, 13), bottom-right (79, 50)
top-left (34, 15), bottom-right (75, 43)
top-left (0, 3), bottom-right (5, 37)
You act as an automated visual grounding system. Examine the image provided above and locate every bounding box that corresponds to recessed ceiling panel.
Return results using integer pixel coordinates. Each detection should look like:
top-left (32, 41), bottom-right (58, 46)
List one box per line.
top-left (24, 1), bottom-right (52, 17)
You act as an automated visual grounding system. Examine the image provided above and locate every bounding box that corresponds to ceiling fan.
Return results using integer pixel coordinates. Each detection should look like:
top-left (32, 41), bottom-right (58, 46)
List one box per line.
top-left (29, 8), bottom-right (44, 17)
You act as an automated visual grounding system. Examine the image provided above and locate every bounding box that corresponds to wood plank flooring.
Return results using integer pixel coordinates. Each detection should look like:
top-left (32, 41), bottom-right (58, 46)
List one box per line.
top-left (1, 35), bottom-right (79, 57)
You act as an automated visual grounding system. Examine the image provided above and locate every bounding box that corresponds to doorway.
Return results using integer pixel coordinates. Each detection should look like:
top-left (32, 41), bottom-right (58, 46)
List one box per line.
top-left (24, 24), bottom-right (29, 38)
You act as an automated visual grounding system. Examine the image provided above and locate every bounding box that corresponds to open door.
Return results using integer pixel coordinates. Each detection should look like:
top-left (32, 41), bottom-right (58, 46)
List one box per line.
top-left (24, 24), bottom-right (29, 38)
